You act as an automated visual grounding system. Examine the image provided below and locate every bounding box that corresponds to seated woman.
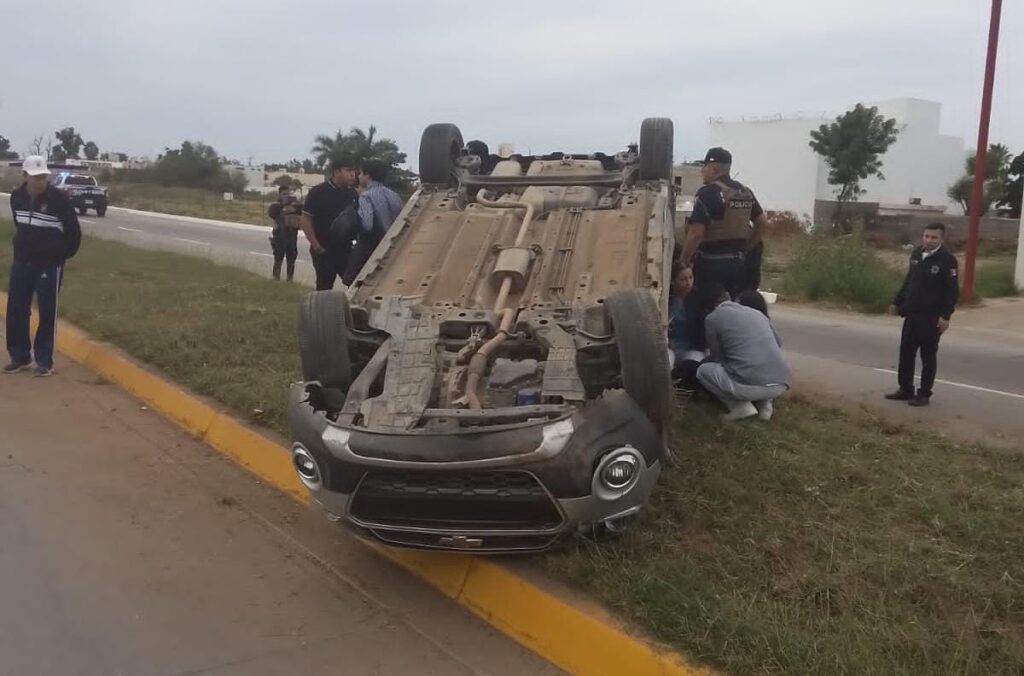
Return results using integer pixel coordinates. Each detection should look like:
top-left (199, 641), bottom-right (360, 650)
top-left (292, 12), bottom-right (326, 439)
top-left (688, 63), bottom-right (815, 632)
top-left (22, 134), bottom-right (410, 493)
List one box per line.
top-left (667, 262), bottom-right (703, 390)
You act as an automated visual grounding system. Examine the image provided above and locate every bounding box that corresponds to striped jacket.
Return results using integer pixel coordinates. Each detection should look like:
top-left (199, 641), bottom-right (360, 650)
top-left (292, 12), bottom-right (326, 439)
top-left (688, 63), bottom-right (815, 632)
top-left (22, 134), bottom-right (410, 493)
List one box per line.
top-left (10, 184), bottom-right (81, 265)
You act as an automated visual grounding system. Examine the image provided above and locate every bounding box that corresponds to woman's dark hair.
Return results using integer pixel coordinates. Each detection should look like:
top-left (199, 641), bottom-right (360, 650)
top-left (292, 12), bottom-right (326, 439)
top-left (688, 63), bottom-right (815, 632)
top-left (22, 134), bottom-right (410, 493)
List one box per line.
top-left (736, 290), bottom-right (769, 317)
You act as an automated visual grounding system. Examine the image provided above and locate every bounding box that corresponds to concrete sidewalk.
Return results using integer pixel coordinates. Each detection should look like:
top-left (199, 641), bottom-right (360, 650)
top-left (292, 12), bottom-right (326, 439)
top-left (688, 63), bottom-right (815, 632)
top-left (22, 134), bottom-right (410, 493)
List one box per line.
top-left (0, 340), bottom-right (559, 676)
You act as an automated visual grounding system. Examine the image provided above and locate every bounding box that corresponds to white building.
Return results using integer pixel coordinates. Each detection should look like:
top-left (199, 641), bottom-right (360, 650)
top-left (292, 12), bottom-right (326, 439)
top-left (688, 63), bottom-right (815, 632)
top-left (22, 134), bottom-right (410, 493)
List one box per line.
top-left (707, 98), bottom-right (966, 222)
top-left (226, 164), bottom-right (266, 190)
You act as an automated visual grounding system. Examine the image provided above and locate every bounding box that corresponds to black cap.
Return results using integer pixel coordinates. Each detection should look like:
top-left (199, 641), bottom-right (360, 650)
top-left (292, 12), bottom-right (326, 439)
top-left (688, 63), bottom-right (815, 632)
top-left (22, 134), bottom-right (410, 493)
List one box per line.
top-left (700, 147), bottom-right (732, 165)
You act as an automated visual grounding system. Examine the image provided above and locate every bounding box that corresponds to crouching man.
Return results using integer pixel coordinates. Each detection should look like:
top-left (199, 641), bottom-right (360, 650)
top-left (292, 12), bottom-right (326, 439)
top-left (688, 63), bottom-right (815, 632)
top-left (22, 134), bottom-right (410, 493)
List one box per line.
top-left (696, 282), bottom-right (791, 421)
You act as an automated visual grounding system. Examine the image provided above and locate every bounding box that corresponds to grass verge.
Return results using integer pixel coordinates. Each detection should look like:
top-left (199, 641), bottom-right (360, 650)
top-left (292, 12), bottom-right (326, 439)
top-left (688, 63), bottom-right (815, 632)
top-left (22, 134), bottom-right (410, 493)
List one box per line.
top-left (2, 219), bottom-right (1022, 674)
top-left (975, 260), bottom-right (1020, 299)
top-left (0, 219), bottom-right (303, 434)
top-left (779, 235), bottom-right (904, 313)
top-left (547, 393), bottom-right (1024, 675)
top-left (105, 183), bottom-right (274, 225)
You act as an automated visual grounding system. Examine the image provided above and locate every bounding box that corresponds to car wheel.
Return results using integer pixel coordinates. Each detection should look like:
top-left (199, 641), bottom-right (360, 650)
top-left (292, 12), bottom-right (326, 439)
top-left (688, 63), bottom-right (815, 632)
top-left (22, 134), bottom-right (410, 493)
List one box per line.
top-left (77, 206), bottom-right (87, 215)
top-left (605, 289), bottom-right (671, 432)
top-left (96, 206), bottom-right (107, 217)
top-left (418, 123), bottom-right (464, 185)
top-left (298, 290), bottom-right (352, 396)
top-left (639, 117), bottom-right (674, 181)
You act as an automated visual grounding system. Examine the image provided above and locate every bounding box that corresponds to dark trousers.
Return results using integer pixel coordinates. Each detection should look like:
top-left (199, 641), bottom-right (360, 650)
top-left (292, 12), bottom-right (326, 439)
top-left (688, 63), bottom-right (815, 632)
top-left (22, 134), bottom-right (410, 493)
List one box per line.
top-left (270, 226), bottom-right (298, 279)
top-left (342, 229), bottom-right (384, 286)
top-left (897, 315), bottom-right (941, 397)
top-left (311, 245), bottom-right (350, 291)
top-left (6, 260), bottom-right (63, 369)
top-left (743, 241), bottom-right (763, 292)
top-left (685, 253), bottom-right (746, 350)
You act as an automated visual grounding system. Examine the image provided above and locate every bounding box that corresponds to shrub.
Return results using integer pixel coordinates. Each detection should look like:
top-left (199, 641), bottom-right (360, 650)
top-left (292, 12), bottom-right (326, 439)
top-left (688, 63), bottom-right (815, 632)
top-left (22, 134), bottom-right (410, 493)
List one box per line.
top-left (974, 261), bottom-right (1019, 299)
top-left (781, 234), bottom-right (903, 313)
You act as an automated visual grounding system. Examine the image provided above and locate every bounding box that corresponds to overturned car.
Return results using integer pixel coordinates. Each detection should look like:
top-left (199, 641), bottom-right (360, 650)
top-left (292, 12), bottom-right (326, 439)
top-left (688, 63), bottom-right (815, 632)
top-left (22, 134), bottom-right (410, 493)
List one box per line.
top-left (288, 119), bottom-right (677, 553)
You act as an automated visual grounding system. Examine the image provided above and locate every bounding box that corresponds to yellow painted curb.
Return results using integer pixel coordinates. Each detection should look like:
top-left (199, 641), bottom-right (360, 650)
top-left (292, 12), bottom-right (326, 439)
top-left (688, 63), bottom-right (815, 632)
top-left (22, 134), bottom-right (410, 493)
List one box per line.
top-left (0, 294), bottom-right (711, 676)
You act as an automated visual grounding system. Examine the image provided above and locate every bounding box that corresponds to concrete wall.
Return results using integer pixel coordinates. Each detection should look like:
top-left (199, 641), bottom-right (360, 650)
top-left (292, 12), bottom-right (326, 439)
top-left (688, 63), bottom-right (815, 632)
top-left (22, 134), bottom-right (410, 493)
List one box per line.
top-left (814, 199), bottom-right (1019, 247)
top-left (850, 99), bottom-right (964, 210)
top-left (708, 116), bottom-right (826, 220)
top-left (707, 99), bottom-right (966, 226)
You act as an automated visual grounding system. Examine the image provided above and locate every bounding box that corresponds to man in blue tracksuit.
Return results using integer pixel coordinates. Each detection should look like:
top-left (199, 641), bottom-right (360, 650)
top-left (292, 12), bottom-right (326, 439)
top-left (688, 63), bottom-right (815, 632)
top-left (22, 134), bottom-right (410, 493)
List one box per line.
top-left (4, 155), bottom-right (81, 376)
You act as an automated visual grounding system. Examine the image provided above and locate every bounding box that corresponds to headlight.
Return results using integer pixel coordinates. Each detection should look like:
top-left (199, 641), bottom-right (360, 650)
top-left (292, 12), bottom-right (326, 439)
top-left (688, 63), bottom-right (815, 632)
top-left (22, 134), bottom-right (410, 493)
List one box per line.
top-left (592, 446), bottom-right (643, 500)
top-left (291, 444), bottom-right (322, 490)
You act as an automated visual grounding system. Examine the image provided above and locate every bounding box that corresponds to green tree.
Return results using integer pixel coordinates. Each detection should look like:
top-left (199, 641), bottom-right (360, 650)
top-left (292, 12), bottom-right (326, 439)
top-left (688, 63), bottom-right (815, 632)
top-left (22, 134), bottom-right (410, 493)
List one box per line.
top-left (311, 125), bottom-right (407, 170)
top-left (55, 126), bottom-right (85, 159)
top-left (809, 103), bottom-right (900, 230)
top-left (272, 174), bottom-right (301, 190)
top-left (997, 153), bottom-right (1023, 219)
top-left (131, 140), bottom-right (245, 192)
top-left (0, 135), bottom-right (17, 160)
top-left (83, 141), bottom-right (100, 160)
top-left (946, 143), bottom-right (1013, 216)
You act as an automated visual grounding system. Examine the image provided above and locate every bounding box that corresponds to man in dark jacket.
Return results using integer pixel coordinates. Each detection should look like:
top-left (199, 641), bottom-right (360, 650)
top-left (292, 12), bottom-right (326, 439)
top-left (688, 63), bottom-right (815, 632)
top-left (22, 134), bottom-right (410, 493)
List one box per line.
top-left (5, 156), bottom-right (82, 376)
top-left (885, 222), bottom-right (959, 406)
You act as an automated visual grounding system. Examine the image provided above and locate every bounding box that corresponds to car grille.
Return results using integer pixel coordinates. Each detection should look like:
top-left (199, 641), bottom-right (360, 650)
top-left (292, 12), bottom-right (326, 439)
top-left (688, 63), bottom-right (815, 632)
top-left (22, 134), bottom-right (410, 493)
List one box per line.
top-left (349, 470), bottom-right (563, 531)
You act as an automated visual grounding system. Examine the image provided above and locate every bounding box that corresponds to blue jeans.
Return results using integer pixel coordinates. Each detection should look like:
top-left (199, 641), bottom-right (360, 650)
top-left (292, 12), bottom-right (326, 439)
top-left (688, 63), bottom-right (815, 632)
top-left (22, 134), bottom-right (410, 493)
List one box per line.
top-left (6, 260), bottom-right (63, 369)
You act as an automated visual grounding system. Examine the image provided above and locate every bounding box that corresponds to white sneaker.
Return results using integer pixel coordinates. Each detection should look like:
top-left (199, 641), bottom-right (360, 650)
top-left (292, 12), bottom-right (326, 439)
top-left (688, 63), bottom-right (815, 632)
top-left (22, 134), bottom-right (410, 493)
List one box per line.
top-left (723, 402), bottom-right (758, 421)
top-left (755, 400), bottom-right (774, 421)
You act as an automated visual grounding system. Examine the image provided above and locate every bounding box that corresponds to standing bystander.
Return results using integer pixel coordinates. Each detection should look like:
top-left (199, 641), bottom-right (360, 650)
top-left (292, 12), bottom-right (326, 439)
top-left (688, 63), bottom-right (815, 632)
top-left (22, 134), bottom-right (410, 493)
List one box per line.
top-left (300, 156), bottom-right (359, 290)
top-left (885, 222), bottom-right (959, 407)
top-left (4, 156), bottom-right (81, 377)
top-left (343, 160), bottom-right (403, 285)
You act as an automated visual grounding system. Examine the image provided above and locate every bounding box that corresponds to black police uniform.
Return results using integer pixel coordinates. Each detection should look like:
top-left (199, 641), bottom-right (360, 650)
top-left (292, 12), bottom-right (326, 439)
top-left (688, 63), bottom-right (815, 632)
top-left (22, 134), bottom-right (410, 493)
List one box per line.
top-left (683, 156), bottom-right (764, 349)
top-left (891, 245), bottom-right (959, 399)
top-left (268, 195), bottom-right (302, 281)
top-left (302, 178), bottom-right (359, 290)
top-left (689, 176), bottom-right (764, 295)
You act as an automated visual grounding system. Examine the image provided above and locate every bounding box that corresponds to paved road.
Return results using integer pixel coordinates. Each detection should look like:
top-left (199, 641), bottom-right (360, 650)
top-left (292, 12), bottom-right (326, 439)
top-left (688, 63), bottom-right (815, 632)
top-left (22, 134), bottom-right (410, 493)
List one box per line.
top-left (3, 199), bottom-right (1021, 447)
top-left (0, 198), bottom-right (318, 285)
top-left (773, 304), bottom-right (1024, 448)
top-left (0, 338), bottom-right (560, 676)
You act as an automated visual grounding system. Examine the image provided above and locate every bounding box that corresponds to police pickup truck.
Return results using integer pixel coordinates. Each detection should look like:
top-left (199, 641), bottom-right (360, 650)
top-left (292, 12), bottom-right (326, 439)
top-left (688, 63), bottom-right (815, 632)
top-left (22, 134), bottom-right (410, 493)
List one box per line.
top-left (52, 172), bottom-right (108, 216)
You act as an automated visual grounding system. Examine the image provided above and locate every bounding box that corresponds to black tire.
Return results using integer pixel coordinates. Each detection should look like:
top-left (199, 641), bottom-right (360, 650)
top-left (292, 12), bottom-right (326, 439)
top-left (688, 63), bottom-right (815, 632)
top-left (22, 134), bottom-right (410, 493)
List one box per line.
top-left (77, 206), bottom-right (87, 215)
top-left (419, 123), bottom-right (464, 185)
top-left (298, 290), bottom-right (352, 391)
top-left (639, 117), bottom-right (674, 181)
top-left (605, 289), bottom-right (671, 430)
top-left (96, 206), bottom-right (107, 217)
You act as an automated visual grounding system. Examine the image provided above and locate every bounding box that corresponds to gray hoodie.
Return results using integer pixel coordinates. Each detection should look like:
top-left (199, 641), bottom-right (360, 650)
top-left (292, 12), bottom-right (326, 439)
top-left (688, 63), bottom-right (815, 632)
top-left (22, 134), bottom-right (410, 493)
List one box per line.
top-left (705, 301), bottom-right (791, 387)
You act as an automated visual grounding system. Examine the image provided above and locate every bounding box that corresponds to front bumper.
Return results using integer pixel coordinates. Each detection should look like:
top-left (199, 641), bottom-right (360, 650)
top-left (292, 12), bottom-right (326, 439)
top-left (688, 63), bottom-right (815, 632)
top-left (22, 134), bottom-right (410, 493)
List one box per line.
top-left (69, 193), bottom-right (107, 209)
top-left (287, 384), bottom-right (665, 553)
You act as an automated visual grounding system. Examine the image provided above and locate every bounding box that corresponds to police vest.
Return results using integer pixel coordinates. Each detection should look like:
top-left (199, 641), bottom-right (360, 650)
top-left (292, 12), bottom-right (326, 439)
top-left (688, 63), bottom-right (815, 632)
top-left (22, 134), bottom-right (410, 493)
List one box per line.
top-left (702, 180), bottom-right (754, 244)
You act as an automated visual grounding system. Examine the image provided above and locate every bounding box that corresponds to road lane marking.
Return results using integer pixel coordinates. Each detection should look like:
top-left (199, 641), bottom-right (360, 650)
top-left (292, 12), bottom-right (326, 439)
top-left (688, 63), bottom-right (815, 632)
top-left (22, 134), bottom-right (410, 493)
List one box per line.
top-left (871, 368), bottom-right (1024, 401)
top-left (117, 226), bottom-right (143, 233)
top-left (174, 237), bottom-right (209, 246)
top-left (248, 251), bottom-right (274, 258)
top-left (79, 217), bottom-right (96, 224)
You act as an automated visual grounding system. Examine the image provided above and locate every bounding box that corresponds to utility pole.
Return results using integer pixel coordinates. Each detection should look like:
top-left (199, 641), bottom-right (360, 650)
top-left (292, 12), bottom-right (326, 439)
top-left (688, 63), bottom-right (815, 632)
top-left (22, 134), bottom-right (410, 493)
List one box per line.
top-left (962, 0), bottom-right (1003, 303)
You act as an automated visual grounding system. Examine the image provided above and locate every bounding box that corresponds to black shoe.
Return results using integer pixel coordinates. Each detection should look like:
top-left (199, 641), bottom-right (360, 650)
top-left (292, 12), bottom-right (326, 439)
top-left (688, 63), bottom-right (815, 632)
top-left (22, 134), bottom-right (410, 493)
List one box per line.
top-left (885, 389), bottom-right (913, 401)
top-left (908, 394), bottom-right (930, 407)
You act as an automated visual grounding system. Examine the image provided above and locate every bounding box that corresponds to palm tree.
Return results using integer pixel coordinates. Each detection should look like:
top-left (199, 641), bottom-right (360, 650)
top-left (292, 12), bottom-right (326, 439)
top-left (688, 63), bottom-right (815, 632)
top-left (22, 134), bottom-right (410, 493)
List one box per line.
top-left (310, 125), bottom-right (407, 169)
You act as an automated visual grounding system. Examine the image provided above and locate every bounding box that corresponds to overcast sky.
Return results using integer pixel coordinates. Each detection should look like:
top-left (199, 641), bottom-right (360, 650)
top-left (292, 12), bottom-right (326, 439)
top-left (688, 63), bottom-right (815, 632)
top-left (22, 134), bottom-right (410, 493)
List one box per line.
top-left (1, 0), bottom-right (1020, 169)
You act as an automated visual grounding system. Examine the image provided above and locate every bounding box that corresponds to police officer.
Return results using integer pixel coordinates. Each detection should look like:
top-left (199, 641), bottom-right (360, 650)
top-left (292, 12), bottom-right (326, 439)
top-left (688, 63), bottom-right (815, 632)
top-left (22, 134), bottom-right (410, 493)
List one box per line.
top-left (885, 222), bottom-right (959, 407)
top-left (679, 147), bottom-right (768, 348)
top-left (300, 156), bottom-right (359, 291)
top-left (267, 184), bottom-right (302, 281)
